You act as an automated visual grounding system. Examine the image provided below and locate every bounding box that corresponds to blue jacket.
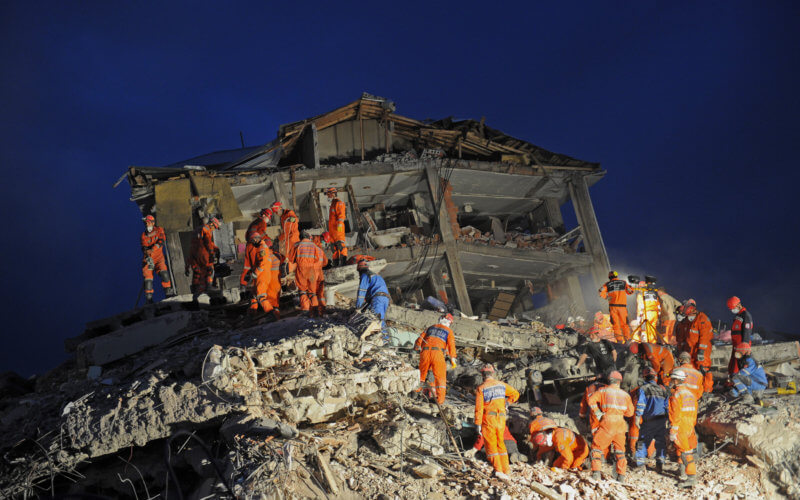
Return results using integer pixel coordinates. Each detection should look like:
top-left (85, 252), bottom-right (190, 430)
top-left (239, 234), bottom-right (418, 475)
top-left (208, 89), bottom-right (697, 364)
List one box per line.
top-left (635, 380), bottom-right (668, 418)
top-left (356, 272), bottom-right (389, 308)
top-left (733, 356), bottom-right (767, 395)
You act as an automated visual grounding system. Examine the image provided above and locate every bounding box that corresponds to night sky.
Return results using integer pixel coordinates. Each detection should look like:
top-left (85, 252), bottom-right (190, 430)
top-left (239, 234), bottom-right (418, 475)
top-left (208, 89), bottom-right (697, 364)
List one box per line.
top-left (2, 2), bottom-right (798, 377)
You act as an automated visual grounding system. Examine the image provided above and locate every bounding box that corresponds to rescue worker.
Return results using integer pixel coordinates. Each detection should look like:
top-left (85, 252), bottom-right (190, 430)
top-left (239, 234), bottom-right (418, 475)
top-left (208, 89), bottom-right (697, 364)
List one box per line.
top-left (289, 231), bottom-right (325, 315)
top-left (728, 344), bottom-right (767, 403)
top-left (674, 304), bottom-right (691, 354)
top-left (579, 376), bottom-right (606, 440)
top-left (676, 351), bottom-right (704, 401)
top-left (474, 364), bottom-right (520, 478)
top-left (630, 342), bottom-right (674, 386)
top-left (310, 233), bottom-right (329, 316)
top-left (632, 367), bottom-right (668, 471)
top-left (588, 311), bottom-right (616, 342)
top-left (657, 290), bottom-right (681, 344)
top-left (635, 282), bottom-right (661, 343)
top-left (683, 304), bottom-right (714, 393)
top-left (668, 368), bottom-right (698, 488)
top-left (140, 215), bottom-right (174, 303)
top-left (413, 314), bottom-right (457, 404)
top-left (587, 370), bottom-right (634, 482)
top-left (185, 217), bottom-right (220, 303)
top-left (466, 425), bottom-right (521, 463)
top-left (355, 260), bottom-right (391, 329)
top-left (271, 202), bottom-right (300, 265)
top-left (534, 426), bottom-right (589, 470)
top-left (240, 231), bottom-right (264, 289)
top-left (264, 236), bottom-right (281, 317)
top-left (528, 407), bottom-right (557, 460)
top-left (598, 271), bottom-right (634, 342)
top-left (248, 233), bottom-right (280, 320)
top-left (727, 296), bottom-right (753, 376)
top-left (575, 327), bottom-right (618, 376)
top-left (245, 208), bottom-right (272, 243)
top-left (325, 187), bottom-right (348, 267)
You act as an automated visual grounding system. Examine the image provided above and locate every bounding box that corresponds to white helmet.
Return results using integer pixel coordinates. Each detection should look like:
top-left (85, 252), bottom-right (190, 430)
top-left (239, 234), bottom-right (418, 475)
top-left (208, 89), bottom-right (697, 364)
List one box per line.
top-left (671, 368), bottom-right (687, 381)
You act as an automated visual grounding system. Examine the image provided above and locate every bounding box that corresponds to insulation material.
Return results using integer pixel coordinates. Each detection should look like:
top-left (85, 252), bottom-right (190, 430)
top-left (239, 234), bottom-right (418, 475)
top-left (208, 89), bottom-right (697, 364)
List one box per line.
top-left (230, 183), bottom-right (277, 216)
top-left (189, 174), bottom-right (244, 222)
top-left (154, 179), bottom-right (193, 231)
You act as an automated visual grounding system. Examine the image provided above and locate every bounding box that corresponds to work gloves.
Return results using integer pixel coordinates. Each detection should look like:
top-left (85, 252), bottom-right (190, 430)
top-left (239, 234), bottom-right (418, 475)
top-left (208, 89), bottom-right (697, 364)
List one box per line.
top-left (450, 358), bottom-right (457, 369)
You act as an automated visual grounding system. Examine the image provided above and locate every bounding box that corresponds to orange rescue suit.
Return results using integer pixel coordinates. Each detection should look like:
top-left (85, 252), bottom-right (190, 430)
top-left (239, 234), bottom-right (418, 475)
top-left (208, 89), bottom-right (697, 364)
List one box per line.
top-left (675, 318), bottom-right (692, 355)
top-left (328, 197), bottom-right (348, 260)
top-left (311, 239), bottom-right (328, 314)
top-left (141, 226), bottom-right (171, 298)
top-left (414, 323), bottom-right (456, 404)
top-left (587, 385), bottom-right (635, 476)
top-left (599, 279), bottom-right (633, 342)
top-left (278, 210), bottom-right (299, 261)
top-left (552, 428), bottom-right (590, 470)
top-left (636, 289), bottom-right (662, 343)
top-left (250, 241), bottom-right (277, 314)
top-left (688, 312), bottom-right (714, 393)
top-left (245, 217), bottom-right (267, 243)
top-left (186, 224), bottom-right (218, 292)
top-left (289, 238), bottom-right (324, 312)
top-left (642, 343), bottom-right (675, 386)
top-left (669, 385), bottom-right (698, 477)
top-left (679, 362), bottom-right (704, 401)
top-left (475, 378), bottom-right (520, 474)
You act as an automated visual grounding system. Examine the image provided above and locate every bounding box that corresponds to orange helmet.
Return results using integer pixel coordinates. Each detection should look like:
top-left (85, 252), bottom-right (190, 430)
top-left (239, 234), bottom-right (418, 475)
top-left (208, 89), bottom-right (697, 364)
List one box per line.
top-left (356, 259), bottom-right (370, 271)
top-left (325, 187), bottom-right (337, 195)
top-left (683, 304), bottom-right (697, 316)
top-left (144, 215), bottom-right (155, 223)
top-left (734, 343), bottom-right (751, 354)
top-left (250, 231), bottom-right (263, 241)
top-left (270, 201), bottom-right (282, 211)
top-left (608, 371), bottom-right (623, 382)
top-left (726, 296), bottom-right (741, 310)
top-left (259, 208), bottom-right (273, 218)
top-left (322, 231), bottom-right (332, 243)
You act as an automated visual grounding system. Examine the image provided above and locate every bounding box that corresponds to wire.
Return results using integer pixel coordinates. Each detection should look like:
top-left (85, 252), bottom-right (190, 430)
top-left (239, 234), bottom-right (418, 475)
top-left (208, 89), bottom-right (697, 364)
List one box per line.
top-left (165, 430), bottom-right (235, 500)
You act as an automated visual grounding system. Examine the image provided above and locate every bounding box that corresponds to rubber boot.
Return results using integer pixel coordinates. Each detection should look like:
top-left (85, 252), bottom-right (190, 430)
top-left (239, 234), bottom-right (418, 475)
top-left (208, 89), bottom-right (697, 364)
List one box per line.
top-left (679, 475), bottom-right (696, 489)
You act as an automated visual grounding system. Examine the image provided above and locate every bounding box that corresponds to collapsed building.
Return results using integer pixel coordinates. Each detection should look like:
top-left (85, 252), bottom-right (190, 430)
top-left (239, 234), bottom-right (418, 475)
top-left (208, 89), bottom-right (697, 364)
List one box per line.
top-left (120, 93), bottom-right (610, 318)
top-left (3, 94), bottom-right (800, 499)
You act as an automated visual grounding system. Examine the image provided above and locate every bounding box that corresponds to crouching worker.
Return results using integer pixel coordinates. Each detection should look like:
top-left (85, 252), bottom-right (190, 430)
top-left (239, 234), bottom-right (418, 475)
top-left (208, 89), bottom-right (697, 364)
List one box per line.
top-left (533, 427), bottom-right (589, 470)
top-left (728, 343), bottom-right (767, 403)
top-left (474, 364), bottom-right (519, 479)
top-left (528, 407), bottom-right (557, 462)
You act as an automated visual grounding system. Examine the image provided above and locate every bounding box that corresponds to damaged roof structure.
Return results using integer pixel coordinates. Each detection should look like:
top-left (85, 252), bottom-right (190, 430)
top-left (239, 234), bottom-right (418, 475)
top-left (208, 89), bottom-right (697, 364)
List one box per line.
top-left (122, 93), bottom-right (610, 318)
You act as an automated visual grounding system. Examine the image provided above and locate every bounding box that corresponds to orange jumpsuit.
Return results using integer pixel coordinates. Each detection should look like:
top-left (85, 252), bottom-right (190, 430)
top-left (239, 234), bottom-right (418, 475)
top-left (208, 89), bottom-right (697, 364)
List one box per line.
top-left (328, 197), bottom-right (348, 261)
top-left (589, 314), bottom-right (616, 342)
top-left (141, 226), bottom-right (172, 300)
top-left (240, 240), bottom-right (261, 287)
top-left (249, 241), bottom-right (276, 314)
top-left (245, 217), bottom-right (268, 243)
top-left (679, 363), bottom-right (704, 401)
top-left (675, 318), bottom-right (692, 354)
top-left (636, 289), bottom-right (661, 343)
top-left (278, 210), bottom-right (300, 261)
top-left (266, 249), bottom-right (281, 311)
top-left (689, 312), bottom-right (714, 393)
top-left (669, 385), bottom-right (698, 478)
top-left (414, 323), bottom-right (456, 404)
top-left (587, 385), bottom-right (635, 475)
top-left (289, 238), bottom-right (324, 312)
top-left (475, 378), bottom-right (520, 474)
top-left (642, 343), bottom-right (675, 386)
top-left (627, 386), bottom-right (640, 453)
top-left (599, 279), bottom-right (633, 342)
top-left (553, 428), bottom-right (590, 470)
top-left (186, 224), bottom-right (218, 293)
top-left (311, 239), bottom-right (328, 314)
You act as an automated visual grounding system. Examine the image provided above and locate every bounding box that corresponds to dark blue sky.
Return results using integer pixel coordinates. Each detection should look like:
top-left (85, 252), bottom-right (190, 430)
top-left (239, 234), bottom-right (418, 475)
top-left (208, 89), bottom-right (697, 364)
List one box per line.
top-left (2, 2), bottom-right (798, 376)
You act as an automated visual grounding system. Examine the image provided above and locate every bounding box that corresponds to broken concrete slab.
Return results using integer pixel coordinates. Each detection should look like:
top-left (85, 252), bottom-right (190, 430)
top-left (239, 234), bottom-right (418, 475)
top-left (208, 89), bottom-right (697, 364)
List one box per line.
top-left (75, 311), bottom-right (204, 367)
top-left (710, 341), bottom-right (800, 369)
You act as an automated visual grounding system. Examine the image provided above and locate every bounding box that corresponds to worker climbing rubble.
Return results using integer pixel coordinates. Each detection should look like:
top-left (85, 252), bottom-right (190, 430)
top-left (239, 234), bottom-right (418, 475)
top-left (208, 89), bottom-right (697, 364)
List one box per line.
top-left (474, 364), bottom-right (519, 479)
top-left (727, 296), bottom-right (753, 376)
top-left (587, 370), bottom-right (634, 482)
top-left (634, 280), bottom-right (661, 343)
top-left (140, 215), bottom-right (174, 303)
top-left (289, 230), bottom-right (325, 316)
top-left (533, 426), bottom-right (589, 471)
top-left (413, 313), bottom-right (456, 405)
top-left (630, 341), bottom-right (674, 386)
top-left (684, 303), bottom-right (714, 393)
top-left (185, 216), bottom-right (220, 303)
top-left (632, 367), bottom-right (668, 471)
top-left (355, 259), bottom-right (391, 331)
top-left (598, 271), bottom-right (634, 342)
top-left (727, 343), bottom-right (767, 403)
top-left (668, 368), bottom-right (699, 489)
top-left (326, 187), bottom-right (348, 267)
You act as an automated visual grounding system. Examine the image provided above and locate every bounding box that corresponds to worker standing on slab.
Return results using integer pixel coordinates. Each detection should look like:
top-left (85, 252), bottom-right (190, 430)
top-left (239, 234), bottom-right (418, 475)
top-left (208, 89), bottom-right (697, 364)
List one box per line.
top-left (599, 271), bottom-right (634, 342)
top-left (311, 232), bottom-right (329, 316)
top-left (534, 427), bottom-right (589, 470)
top-left (185, 217), bottom-right (220, 303)
top-left (140, 215), bottom-right (174, 303)
top-left (414, 313), bottom-right (456, 404)
top-left (355, 259), bottom-right (391, 329)
top-left (668, 368), bottom-right (698, 488)
top-left (727, 344), bottom-right (767, 403)
top-left (657, 290), bottom-right (681, 344)
top-left (635, 281), bottom-right (661, 343)
top-left (249, 234), bottom-right (280, 320)
top-left (727, 296), bottom-right (753, 376)
top-left (245, 208), bottom-right (272, 243)
top-left (631, 342), bottom-right (674, 386)
top-left (632, 367), bottom-right (668, 471)
top-left (575, 329), bottom-right (618, 376)
top-left (587, 370), bottom-right (634, 482)
top-left (676, 351), bottom-right (704, 401)
top-left (289, 231), bottom-right (325, 315)
top-left (474, 364), bottom-right (520, 478)
top-left (325, 188), bottom-right (348, 267)
top-left (684, 304), bottom-right (714, 393)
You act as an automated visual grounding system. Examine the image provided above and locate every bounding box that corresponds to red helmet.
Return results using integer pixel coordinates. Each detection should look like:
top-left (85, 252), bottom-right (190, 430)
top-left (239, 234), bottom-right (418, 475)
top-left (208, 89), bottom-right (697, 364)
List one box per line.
top-left (325, 187), bottom-right (337, 195)
top-left (734, 342), bottom-right (751, 354)
top-left (322, 231), bottom-right (332, 243)
top-left (209, 217), bottom-right (221, 229)
top-left (480, 364), bottom-right (495, 374)
top-left (684, 298), bottom-right (696, 308)
top-left (144, 215), bottom-right (155, 223)
top-left (533, 432), bottom-right (550, 447)
top-left (259, 208), bottom-right (273, 218)
top-left (440, 313), bottom-right (454, 324)
top-left (594, 311), bottom-right (604, 320)
top-left (263, 236), bottom-right (273, 246)
top-left (726, 296), bottom-right (741, 310)
top-left (356, 259), bottom-right (369, 271)
top-left (270, 201), bottom-right (282, 211)
top-left (629, 342), bottom-right (640, 354)
top-left (683, 304), bottom-right (697, 316)
top-left (250, 231), bottom-right (263, 241)
top-left (608, 370), bottom-right (623, 382)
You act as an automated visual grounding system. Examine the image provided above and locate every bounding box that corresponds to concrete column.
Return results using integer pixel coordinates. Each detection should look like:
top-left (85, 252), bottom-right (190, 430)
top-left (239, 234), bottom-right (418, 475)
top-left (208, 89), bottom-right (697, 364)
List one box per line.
top-left (425, 165), bottom-right (473, 315)
top-left (543, 198), bottom-right (565, 234)
top-left (563, 275), bottom-right (586, 312)
top-left (568, 174), bottom-right (610, 289)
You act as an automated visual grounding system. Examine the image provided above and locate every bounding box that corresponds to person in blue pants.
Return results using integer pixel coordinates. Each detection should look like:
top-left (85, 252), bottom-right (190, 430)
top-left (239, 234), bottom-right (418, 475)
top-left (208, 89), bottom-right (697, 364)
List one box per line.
top-left (634, 367), bottom-right (669, 471)
top-left (355, 259), bottom-right (390, 330)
